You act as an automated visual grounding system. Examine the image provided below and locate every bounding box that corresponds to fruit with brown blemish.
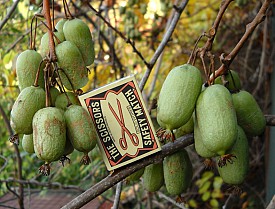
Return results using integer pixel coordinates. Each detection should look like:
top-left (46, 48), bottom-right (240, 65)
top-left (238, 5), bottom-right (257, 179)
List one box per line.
top-left (33, 107), bottom-right (66, 175)
top-left (64, 105), bottom-right (97, 165)
top-left (163, 149), bottom-right (193, 195)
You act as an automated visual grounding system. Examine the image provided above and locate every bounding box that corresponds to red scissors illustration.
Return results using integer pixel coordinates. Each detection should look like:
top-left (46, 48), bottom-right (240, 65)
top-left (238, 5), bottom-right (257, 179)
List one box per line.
top-left (108, 99), bottom-right (139, 150)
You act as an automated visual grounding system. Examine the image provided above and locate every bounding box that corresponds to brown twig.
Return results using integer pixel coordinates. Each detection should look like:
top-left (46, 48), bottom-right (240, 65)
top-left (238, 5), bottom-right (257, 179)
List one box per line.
top-left (209, 0), bottom-right (272, 83)
top-left (61, 134), bottom-right (194, 209)
top-left (199, 0), bottom-right (234, 58)
top-left (191, 0), bottom-right (233, 83)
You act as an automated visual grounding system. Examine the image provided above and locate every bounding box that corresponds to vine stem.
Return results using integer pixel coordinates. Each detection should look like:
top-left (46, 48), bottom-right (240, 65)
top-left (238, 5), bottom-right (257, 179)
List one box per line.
top-left (188, 0), bottom-right (233, 82)
top-left (42, 0), bottom-right (57, 61)
top-left (200, 0), bottom-right (234, 57)
top-left (61, 134), bottom-right (194, 209)
top-left (209, 0), bottom-right (272, 83)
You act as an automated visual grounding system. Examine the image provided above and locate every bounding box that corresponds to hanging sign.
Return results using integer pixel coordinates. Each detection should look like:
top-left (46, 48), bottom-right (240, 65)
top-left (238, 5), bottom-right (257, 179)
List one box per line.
top-left (78, 75), bottom-right (161, 171)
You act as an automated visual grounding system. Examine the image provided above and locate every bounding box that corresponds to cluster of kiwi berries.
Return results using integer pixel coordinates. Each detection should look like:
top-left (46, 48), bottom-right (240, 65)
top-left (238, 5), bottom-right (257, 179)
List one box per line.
top-left (9, 17), bottom-right (98, 176)
top-left (126, 64), bottom-right (266, 198)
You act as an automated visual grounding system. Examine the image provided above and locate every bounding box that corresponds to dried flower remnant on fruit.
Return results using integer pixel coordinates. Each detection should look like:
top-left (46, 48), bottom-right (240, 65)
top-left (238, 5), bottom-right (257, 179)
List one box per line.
top-left (156, 128), bottom-right (175, 143)
top-left (80, 153), bottom-right (91, 165)
top-left (39, 163), bottom-right (51, 176)
top-left (218, 154), bottom-right (237, 167)
top-left (9, 134), bottom-right (19, 145)
top-left (59, 155), bottom-right (71, 167)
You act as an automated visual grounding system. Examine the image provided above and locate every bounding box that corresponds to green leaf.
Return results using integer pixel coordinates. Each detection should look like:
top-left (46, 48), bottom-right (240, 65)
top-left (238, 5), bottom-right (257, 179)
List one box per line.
top-left (211, 189), bottom-right (224, 199)
top-left (202, 191), bottom-right (211, 202)
top-left (196, 171), bottom-right (214, 187)
top-left (210, 198), bottom-right (219, 208)
top-left (213, 176), bottom-right (223, 189)
top-left (198, 180), bottom-right (211, 194)
top-left (188, 199), bottom-right (198, 208)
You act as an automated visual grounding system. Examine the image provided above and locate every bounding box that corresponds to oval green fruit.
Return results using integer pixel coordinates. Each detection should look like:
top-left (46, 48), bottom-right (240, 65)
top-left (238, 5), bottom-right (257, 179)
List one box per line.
top-left (55, 92), bottom-right (80, 110)
top-left (33, 107), bottom-right (66, 175)
top-left (157, 64), bottom-right (202, 131)
top-left (55, 41), bottom-right (88, 90)
top-left (214, 70), bottom-right (242, 91)
top-left (59, 136), bottom-right (75, 166)
top-left (196, 84), bottom-right (238, 155)
top-left (217, 126), bottom-right (249, 185)
top-left (163, 149), bottom-right (193, 195)
top-left (64, 105), bottom-right (97, 165)
top-left (10, 86), bottom-right (46, 134)
top-left (143, 162), bottom-right (164, 192)
top-left (174, 115), bottom-right (194, 139)
top-left (22, 134), bottom-right (34, 154)
top-left (126, 168), bottom-right (145, 182)
top-left (232, 90), bottom-right (266, 136)
top-left (194, 115), bottom-right (217, 158)
top-left (63, 18), bottom-right (95, 66)
top-left (63, 136), bottom-right (74, 156)
top-left (16, 50), bottom-right (44, 91)
top-left (49, 86), bottom-right (60, 106)
top-left (39, 31), bottom-right (65, 58)
top-left (55, 18), bottom-right (67, 38)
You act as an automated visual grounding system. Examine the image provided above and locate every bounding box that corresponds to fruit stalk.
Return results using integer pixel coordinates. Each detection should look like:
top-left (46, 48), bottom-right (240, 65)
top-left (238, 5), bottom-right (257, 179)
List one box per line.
top-left (42, 0), bottom-right (57, 61)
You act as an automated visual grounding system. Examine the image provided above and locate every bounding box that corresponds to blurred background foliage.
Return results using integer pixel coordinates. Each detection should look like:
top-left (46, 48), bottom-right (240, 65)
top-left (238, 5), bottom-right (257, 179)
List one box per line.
top-left (0, 0), bottom-right (272, 208)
